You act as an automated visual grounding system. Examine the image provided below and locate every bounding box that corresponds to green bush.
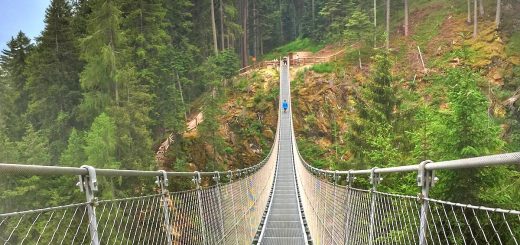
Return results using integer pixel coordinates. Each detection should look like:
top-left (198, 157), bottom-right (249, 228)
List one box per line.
top-left (262, 38), bottom-right (325, 60)
top-left (310, 63), bottom-right (334, 73)
top-left (506, 32), bottom-right (520, 57)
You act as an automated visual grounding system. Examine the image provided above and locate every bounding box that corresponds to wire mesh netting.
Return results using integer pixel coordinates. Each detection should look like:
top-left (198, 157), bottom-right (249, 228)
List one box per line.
top-left (295, 157), bottom-right (520, 245)
top-left (0, 152), bottom-right (277, 245)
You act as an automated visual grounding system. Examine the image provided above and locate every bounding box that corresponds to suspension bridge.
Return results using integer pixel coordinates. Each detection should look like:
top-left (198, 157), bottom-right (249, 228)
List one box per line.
top-left (1, 60), bottom-right (520, 244)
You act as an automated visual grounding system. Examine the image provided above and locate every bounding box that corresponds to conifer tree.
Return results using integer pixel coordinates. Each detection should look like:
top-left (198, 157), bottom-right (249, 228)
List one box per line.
top-left (24, 0), bottom-right (83, 160)
top-left (60, 128), bottom-right (86, 166)
top-left (347, 52), bottom-right (399, 166)
top-left (436, 69), bottom-right (503, 203)
top-left (79, 0), bottom-right (124, 122)
top-left (0, 32), bottom-right (33, 140)
top-left (84, 113), bottom-right (118, 169)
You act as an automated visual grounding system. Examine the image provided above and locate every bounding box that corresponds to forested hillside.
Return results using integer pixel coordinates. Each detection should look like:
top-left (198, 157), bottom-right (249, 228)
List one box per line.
top-left (285, 0), bottom-right (520, 209)
top-left (1, 0), bottom-right (520, 212)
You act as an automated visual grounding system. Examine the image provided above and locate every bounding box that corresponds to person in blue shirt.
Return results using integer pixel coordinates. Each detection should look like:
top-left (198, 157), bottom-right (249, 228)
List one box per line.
top-left (282, 100), bottom-right (288, 113)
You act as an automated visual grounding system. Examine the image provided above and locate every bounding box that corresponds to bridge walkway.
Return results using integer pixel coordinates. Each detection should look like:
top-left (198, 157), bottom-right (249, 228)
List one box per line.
top-left (258, 62), bottom-right (309, 244)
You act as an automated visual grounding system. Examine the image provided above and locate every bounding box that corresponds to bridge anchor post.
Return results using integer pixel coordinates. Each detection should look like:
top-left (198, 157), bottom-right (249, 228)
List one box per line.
top-left (156, 170), bottom-right (173, 245)
top-left (417, 160), bottom-right (436, 245)
top-left (77, 165), bottom-right (100, 245)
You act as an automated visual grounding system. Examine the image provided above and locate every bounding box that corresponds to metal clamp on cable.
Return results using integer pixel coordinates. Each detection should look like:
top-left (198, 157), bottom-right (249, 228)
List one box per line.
top-left (417, 160), bottom-right (436, 187)
top-left (333, 170), bottom-right (339, 184)
top-left (192, 171), bottom-right (202, 189)
top-left (157, 170), bottom-right (169, 186)
top-left (78, 165), bottom-right (98, 195)
top-left (213, 171), bottom-right (220, 183)
top-left (347, 170), bottom-right (356, 187)
top-left (227, 170), bottom-right (233, 182)
top-left (369, 167), bottom-right (382, 187)
top-left (156, 170), bottom-right (169, 195)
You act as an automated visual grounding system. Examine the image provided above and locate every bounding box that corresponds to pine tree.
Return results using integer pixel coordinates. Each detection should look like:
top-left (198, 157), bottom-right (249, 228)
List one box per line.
top-left (121, 0), bottom-right (183, 143)
top-left (24, 0), bottom-right (83, 161)
top-left (346, 52), bottom-right (399, 166)
top-left (84, 113), bottom-right (118, 169)
top-left (60, 128), bottom-right (86, 166)
top-left (344, 8), bottom-right (372, 44)
top-left (422, 69), bottom-right (504, 203)
top-left (79, 0), bottom-right (124, 122)
top-left (0, 32), bottom-right (33, 140)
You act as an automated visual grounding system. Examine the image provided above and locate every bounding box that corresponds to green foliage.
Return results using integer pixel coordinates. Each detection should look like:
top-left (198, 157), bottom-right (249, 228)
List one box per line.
top-left (297, 138), bottom-right (329, 169)
top-left (60, 128), bottom-right (86, 166)
top-left (411, 4), bottom-right (447, 47)
top-left (347, 52), bottom-right (401, 166)
top-left (0, 32), bottom-right (33, 140)
top-left (344, 8), bottom-right (372, 44)
top-left (212, 50), bottom-right (240, 79)
top-left (411, 69), bottom-right (506, 204)
top-left (25, 0), bottom-right (82, 133)
top-left (506, 32), bottom-right (520, 57)
top-left (262, 38), bottom-right (325, 60)
top-left (310, 62), bottom-right (334, 73)
top-left (84, 113), bottom-right (118, 169)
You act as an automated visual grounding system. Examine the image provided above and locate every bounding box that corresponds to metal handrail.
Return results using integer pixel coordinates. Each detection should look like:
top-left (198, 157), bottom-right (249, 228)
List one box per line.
top-left (298, 152), bottom-right (520, 177)
top-left (0, 162), bottom-right (268, 178)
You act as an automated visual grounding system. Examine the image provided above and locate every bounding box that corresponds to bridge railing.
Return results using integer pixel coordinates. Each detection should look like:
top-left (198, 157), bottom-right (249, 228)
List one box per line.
top-left (293, 132), bottom-right (520, 245)
top-left (0, 118), bottom-right (280, 245)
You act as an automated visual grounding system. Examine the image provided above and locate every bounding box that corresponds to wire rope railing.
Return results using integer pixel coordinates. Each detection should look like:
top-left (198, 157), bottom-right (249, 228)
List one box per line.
top-left (0, 113), bottom-right (280, 245)
top-left (294, 147), bottom-right (520, 245)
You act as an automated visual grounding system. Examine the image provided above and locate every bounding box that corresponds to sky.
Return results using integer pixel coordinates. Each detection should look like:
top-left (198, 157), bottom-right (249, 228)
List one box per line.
top-left (0, 0), bottom-right (50, 50)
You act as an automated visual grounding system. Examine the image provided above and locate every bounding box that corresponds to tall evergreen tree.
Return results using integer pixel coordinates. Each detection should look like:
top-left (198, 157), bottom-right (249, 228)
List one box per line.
top-left (346, 52), bottom-right (399, 166)
top-left (24, 0), bottom-right (83, 161)
top-left (426, 69), bottom-right (504, 205)
top-left (60, 128), bottom-right (86, 166)
top-left (0, 32), bottom-right (33, 140)
top-left (79, 0), bottom-right (124, 122)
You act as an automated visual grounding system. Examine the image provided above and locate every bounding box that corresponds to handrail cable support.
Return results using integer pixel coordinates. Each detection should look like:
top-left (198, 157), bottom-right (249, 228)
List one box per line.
top-left (368, 167), bottom-right (380, 245)
top-left (77, 165), bottom-right (100, 245)
top-left (332, 170), bottom-right (339, 242)
top-left (156, 170), bottom-right (173, 245)
top-left (417, 160), bottom-right (435, 245)
top-left (346, 170), bottom-right (355, 187)
top-left (227, 170), bottom-right (239, 244)
top-left (213, 171), bottom-right (226, 240)
top-left (193, 171), bottom-right (207, 245)
top-left (343, 169), bottom-right (355, 243)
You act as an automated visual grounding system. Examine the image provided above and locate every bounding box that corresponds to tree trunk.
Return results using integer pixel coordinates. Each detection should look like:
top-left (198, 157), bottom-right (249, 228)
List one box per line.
top-left (312, 0), bottom-right (315, 27)
top-left (374, 0), bottom-right (377, 27)
top-left (467, 0), bottom-right (471, 23)
top-left (374, 0), bottom-right (377, 48)
top-left (242, 0), bottom-right (249, 66)
top-left (210, 0), bottom-right (218, 55)
top-left (495, 0), bottom-right (501, 29)
top-left (253, 0), bottom-right (257, 59)
top-left (386, 0), bottom-right (390, 49)
top-left (220, 0), bottom-right (225, 51)
top-left (260, 27), bottom-right (264, 55)
top-left (176, 72), bottom-right (187, 121)
top-left (404, 0), bottom-right (409, 36)
top-left (479, 0), bottom-right (484, 16)
top-left (279, 0), bottom-right (283, 42)
top-left (473, 0), bottom-right (478, 38)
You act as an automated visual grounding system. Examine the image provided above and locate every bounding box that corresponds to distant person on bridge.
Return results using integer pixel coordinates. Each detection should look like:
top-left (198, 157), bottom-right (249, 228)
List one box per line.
top-left (283, 57), bottom-right (287, 66)
top-left (282, 100), bottom-right (289, 113)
